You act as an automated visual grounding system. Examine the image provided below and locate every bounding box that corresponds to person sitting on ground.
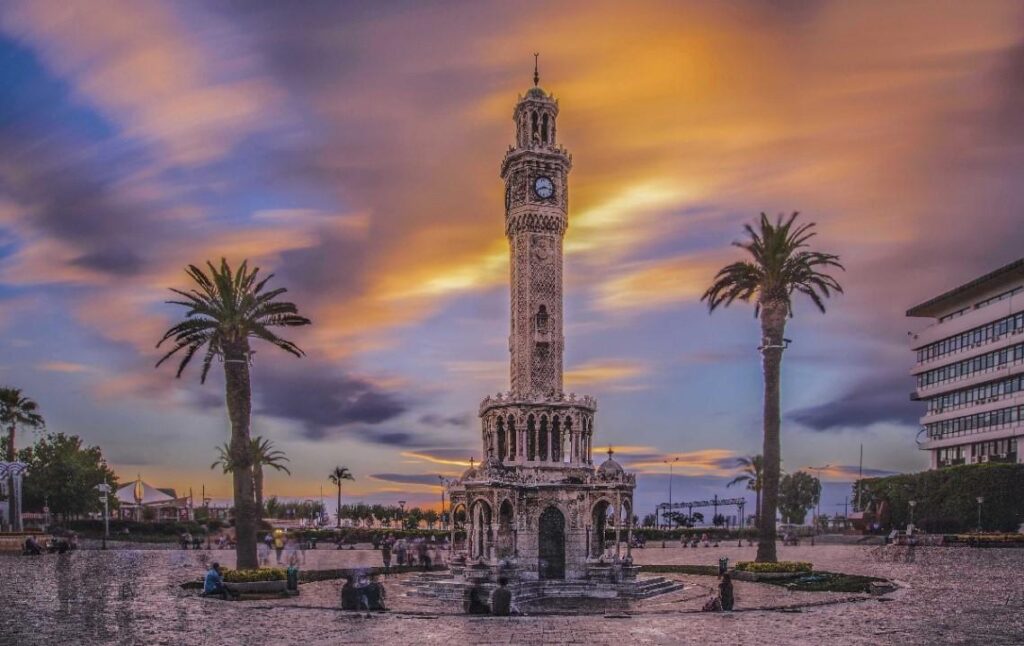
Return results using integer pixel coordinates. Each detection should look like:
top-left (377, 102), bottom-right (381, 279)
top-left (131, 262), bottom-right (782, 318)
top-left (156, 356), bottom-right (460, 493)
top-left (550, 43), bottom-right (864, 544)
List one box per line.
top-left (464, 584), bottom-right (490, 614)
top-left (340, 575), bottom-right (360, 610)
top-left (23, 535), bottom-right (43, 556)
top-left (719, 572), bottom-right (734, 611)
top-left (203, 562), bottom-right (238, 600)
top-left (491, 577), bottom-right (512, 616)
top-left (362, 574), bottom-right (387, 611)
top-left (701, 594), bottom-right (723, 612)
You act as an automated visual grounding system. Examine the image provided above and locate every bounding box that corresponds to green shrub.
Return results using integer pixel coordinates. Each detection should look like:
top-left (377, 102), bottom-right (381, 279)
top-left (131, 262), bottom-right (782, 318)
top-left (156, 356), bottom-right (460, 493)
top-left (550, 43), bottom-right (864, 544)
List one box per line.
top-left (222, 568), bottom-right (287, 583)
top-left (734, 561), bottom-right (812, 573)
top-left (856, 464), bottom-right (1024, 533)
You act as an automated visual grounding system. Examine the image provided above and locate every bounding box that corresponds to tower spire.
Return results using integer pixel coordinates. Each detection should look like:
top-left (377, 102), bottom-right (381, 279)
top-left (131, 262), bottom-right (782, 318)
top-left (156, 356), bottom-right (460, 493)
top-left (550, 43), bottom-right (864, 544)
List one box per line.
top-left (533, 52), bottom-right (540, 86)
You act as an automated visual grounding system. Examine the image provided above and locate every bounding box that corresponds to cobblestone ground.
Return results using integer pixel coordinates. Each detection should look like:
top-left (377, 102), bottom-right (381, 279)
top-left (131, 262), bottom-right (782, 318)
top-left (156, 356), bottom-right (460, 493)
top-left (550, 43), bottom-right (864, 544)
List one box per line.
top-left (1, 544), bottom-right (1022, 645)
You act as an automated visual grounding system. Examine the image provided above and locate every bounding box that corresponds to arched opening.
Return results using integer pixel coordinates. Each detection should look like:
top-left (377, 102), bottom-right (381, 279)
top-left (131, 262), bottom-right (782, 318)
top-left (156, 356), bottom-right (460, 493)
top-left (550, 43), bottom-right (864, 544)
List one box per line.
top-left (538, 506), bottom-right (566, 580)
top-left (563, 417), bottom-right (572, 462)
top-left (527, 415), bottom-right (536, 461)
top-left (508, 415), bottom-right (517, 460)
top-left (470, 500), bottom-right (493, 560)
top-left (451, 504), bottom-right (468, 553)
top-left (551, 416), bottom-right (561, 462)
top-left (531, 111), bottom-right (539, 142)
top-left (535, 305), bottom-right (549, 333)
top-left (497, 499), bottom-right (515, 558)
top-left (541, 113), bottom-right (549, 143)
top-left (539, 415), bottom-right (549, 461)
top-left (496, 416), bottom-right (507, 463)
top-left (591, 500), bottom-right (611, 558)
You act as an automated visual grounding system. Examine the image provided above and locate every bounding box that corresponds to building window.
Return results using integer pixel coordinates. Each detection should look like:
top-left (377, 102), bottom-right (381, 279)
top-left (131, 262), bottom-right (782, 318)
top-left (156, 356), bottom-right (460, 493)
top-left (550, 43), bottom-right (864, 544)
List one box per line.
top-left (918, 311), bottom-right (1024, 363)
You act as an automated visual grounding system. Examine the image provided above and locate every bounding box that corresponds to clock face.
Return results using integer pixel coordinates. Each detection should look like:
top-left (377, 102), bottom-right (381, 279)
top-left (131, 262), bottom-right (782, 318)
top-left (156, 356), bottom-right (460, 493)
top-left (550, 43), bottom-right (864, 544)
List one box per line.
top-left (534, 176), bottom-right (554, 199)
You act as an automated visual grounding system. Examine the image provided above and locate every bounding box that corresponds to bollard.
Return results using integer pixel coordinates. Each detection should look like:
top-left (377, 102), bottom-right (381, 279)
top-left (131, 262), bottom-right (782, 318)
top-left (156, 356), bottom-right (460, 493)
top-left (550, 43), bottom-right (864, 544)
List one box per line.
top-left (287, 566), bottom-right (299, 592)
top-left (718, 557), bottom-right (728, 575)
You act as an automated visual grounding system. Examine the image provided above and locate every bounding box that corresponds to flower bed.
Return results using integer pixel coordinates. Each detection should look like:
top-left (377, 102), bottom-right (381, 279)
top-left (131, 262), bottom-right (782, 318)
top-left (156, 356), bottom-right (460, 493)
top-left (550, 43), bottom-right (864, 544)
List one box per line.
top-left (733, 561), bottom-right (812, 573)
top-left (222, 568), bottom-right (287, 583)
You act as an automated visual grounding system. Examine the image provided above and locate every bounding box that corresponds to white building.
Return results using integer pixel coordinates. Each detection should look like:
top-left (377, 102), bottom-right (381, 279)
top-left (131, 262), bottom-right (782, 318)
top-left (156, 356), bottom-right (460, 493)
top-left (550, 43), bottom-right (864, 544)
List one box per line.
top-left (908, 258), bottom-right (1024, 468)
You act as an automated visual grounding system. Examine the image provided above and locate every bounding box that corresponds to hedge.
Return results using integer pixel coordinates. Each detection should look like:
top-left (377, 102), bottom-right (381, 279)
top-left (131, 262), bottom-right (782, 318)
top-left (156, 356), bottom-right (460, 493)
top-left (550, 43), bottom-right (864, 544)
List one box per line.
top-left (623, 527), bottom-right (759, 541)
top-left (855, 463), bottom-right (1024, 533)
top-left (63, 519), bottom-right (217, 536)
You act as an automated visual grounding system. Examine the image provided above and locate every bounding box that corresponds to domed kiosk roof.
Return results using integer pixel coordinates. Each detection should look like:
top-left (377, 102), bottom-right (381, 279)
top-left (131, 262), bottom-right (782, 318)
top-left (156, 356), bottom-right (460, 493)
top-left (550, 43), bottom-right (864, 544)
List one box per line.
top-left (597, 447), bottom-right (624, 479)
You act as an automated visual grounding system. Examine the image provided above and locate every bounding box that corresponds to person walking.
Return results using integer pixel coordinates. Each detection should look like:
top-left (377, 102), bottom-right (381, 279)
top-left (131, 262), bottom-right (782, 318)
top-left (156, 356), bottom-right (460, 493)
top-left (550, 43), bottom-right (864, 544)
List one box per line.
top-left (381, 536), bottom-right (393, 571)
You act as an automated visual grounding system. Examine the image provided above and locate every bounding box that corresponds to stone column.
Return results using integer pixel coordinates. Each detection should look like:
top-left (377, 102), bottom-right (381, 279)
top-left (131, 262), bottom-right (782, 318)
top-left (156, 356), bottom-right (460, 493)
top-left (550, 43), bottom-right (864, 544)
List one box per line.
top-left (626, 498), bottom-right (633, 559)
top-left (614, 495), bottom-right (622, 559)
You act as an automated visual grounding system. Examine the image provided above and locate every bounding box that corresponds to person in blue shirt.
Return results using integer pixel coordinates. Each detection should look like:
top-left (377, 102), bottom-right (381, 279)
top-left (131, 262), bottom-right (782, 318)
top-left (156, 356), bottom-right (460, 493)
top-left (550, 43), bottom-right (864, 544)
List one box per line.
top-left (203, 562), bottom-right (238, 600)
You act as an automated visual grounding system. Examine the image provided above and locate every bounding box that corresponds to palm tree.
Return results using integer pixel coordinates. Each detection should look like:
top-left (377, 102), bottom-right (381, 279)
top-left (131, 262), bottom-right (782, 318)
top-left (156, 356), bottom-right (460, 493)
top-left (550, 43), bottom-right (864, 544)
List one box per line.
top-left (702, 213), bottom-right (843, 562)
top-left (328, 466), bottom-right (354, 528)
top-left (727, 455), bottom-right (764, 527)
top-left (211, 436), bottom-right (291, 520)
top-left (158, 259), bottom-right (310, 568)
top-left (0, 387), bottom-right (45, 528)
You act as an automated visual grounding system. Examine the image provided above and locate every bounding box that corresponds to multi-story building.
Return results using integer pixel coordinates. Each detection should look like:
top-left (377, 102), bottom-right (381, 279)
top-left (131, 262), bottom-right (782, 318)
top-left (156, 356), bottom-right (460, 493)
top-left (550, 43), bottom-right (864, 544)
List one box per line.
top-left (908, 258), bottom-right (1024, 468)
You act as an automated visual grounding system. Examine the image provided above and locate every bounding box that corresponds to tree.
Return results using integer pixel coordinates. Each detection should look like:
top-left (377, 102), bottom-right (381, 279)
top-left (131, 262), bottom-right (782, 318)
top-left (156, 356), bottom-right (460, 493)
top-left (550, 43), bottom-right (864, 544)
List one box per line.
top-left (727, 455), bottom-right (764, 528)
top-left (712, 513), bottom-right (727, 527)
top-left (19, 433), bottom-right (118, 523)
top-left (0, 387), bottom-right (45, 528)
top-left (404, 507), bottom-right (424, 530)
top-left (702, 213), bottom-right (843, 562)
top-left (778, 471), bottom-right (822, 525)
top-left (423, 509), bottom-right (439, 529)
top-left (642, 513), bottom-right (658, 528)
top-left (158, 259), bottom-right (310, 569)
top-left (211, 436), bottom-right (291, 520)
top-left (328, 466), bottom-right (354, 528)
top-left (264, 495), bottom-right (283, 519)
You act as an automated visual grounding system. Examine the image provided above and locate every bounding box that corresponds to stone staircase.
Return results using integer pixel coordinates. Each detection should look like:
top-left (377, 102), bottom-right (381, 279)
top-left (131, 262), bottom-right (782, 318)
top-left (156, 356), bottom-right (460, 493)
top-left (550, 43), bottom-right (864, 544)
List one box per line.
top-left (402, 573), bottom-right (685, 605)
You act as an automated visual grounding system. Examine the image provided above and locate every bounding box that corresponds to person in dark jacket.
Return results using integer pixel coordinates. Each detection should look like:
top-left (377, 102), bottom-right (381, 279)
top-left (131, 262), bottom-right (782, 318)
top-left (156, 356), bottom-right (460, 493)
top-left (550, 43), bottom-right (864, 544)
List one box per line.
top-left (719, 572), bottom-right (734, 611)
top-left (490, 577), bottom-right (512, 616)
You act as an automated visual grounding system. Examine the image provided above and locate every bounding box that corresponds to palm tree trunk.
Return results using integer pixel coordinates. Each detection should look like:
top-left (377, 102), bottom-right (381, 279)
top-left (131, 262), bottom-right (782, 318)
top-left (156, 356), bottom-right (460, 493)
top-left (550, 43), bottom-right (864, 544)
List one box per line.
top-left (756, 301), bottom-right (787, 563)
top-left (254, 465), bottom-right (264, 521)
top-left (224, 341), bottom-right (258, 569)
top-left (755, 488), bottom-right (761, 529)
top-left (7, 424), bottom-right (15, 529)
top-left (336, 486), bottom-right (342, 528)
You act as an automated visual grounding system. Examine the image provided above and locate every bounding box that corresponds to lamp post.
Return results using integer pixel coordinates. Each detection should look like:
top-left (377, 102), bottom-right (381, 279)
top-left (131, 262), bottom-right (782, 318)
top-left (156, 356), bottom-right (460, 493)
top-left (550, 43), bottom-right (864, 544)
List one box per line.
top-left (96, 481), bottom-right (111, 550)
top-left (976, 496), bottom-right (984, 532)
top-left (438, 476), bottom-right (448, 530)
top-left (908, 500), bottom-right (916, 531)
top-left (398, 500), bottom-right (406, 530)
top-left (663, 457), bottom-right (679, 529)
top-left (809, 465), bottom-right (831, 530)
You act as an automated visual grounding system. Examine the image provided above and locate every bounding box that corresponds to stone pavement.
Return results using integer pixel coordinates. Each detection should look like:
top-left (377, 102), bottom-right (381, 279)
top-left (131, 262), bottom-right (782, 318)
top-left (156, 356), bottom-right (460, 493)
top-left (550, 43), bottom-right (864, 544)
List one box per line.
top-left (1, 544), bottom-right (1022, 645)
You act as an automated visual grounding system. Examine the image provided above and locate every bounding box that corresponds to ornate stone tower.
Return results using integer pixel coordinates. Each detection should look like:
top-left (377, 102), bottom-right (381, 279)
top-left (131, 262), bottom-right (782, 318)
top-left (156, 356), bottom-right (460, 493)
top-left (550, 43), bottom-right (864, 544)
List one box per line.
top-left (445, 62), bottom-right (637, 585)
top-left (501, 68), bottom-right (571, 397)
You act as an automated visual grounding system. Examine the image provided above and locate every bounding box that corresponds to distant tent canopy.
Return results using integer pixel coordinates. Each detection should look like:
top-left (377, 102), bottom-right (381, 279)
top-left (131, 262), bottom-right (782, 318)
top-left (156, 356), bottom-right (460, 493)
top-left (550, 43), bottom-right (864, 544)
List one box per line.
top-left (115, 476), bottom-right (192, 522)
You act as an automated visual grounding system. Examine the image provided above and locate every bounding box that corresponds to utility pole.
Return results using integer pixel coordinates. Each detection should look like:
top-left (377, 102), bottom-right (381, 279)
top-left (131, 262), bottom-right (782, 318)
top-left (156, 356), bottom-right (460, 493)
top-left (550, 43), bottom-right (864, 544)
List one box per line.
top-left (97, 481), bottom-right (111, 550)
top-left (664, 457), bottom-right (679, 529)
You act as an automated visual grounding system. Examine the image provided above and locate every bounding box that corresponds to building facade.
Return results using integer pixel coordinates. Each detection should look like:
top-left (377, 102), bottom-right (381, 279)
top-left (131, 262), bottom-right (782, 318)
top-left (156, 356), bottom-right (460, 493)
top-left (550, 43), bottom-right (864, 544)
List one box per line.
top-left (908, 258), bottom-right (1024, 468)
top-left (446, 71), bottom-right (636, 583)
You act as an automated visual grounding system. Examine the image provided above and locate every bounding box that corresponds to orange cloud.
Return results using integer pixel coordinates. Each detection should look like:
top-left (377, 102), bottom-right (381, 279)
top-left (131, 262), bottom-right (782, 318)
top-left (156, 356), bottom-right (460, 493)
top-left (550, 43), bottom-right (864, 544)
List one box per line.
top-left (629, 449), bottom-right (737, 476)
top-left (564, 359), bottom-right (649, 389)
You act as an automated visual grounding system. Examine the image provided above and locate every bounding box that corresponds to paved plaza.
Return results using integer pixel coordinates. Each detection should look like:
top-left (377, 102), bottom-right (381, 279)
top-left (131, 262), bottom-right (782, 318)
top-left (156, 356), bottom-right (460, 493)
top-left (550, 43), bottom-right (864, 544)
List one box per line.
top-left (1, 544), bottom-right (1022, 645)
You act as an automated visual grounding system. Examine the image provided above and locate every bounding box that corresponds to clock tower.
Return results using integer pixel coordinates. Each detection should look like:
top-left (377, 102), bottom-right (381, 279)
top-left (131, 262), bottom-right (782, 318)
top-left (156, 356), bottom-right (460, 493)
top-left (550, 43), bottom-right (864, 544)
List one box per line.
top-left (500, 63), bottom-right (572, 397)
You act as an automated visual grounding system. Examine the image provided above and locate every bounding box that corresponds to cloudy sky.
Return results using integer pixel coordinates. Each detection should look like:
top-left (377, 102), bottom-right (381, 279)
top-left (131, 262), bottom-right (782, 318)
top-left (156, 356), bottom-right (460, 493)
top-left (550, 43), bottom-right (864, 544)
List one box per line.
top-left (2, 1), bottom-right (1023, 518)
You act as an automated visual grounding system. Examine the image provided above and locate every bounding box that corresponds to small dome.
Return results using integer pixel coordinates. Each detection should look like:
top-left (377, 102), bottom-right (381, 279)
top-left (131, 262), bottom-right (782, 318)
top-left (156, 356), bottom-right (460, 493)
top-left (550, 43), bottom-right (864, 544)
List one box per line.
top-left (598, 448), bottom-right (624, 479)
top-left (525, 86), bottom-right (548, 99)
top-left (461, 457), bottom-right (478, 481)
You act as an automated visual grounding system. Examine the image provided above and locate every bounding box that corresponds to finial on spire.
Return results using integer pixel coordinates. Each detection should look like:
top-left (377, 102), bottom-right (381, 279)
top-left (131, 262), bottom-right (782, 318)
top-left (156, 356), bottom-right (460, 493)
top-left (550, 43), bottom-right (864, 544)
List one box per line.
top-left (533, 52), bottom-right (540, 86)
top-left (608, 446), bottom-right (614, 458)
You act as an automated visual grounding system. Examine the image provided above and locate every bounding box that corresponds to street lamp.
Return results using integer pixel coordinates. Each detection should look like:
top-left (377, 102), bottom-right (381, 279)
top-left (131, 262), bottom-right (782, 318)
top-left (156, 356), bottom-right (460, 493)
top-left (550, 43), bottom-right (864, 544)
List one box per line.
top-left (398, 500), bottom-right (406, 530)
top-left (809, 465), bottom-right (831, 529)
top-left (96, 481), bottom-right (111, 550)
top-left (663, 457), bottom-right (679, 529)
top-left (976, 496), bottom-right (984, 532)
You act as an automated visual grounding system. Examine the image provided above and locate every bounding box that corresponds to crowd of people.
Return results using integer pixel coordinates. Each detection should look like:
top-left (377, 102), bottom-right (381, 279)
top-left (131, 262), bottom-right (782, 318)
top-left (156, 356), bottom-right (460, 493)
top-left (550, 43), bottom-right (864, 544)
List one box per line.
top-left (378, 534), bottom-right (444, 571)
top-left (681, 532), bottom-right (720, 548)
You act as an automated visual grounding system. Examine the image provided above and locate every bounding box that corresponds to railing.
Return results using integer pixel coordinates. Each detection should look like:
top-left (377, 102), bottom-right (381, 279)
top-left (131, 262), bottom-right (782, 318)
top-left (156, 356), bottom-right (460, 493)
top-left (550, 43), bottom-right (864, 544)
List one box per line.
top-left (924, 417), bottom-right (1023, 441)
